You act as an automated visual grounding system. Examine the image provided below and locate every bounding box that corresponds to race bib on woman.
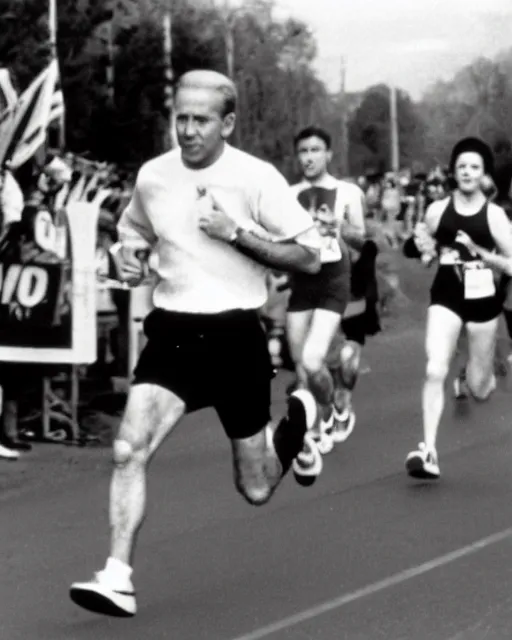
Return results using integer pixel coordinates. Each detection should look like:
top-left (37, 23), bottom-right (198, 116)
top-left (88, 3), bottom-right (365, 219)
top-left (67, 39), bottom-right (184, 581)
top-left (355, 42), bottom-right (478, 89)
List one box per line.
top-left (463, 267), bottom-right (495, 300)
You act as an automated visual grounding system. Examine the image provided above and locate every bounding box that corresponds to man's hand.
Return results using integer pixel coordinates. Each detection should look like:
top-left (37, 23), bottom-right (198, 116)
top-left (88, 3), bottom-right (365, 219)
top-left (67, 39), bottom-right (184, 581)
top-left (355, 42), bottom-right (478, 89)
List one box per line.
top-left (111, 241), bottom-right (150, 286)
top-left (197, 188), bottom-right (238, 243)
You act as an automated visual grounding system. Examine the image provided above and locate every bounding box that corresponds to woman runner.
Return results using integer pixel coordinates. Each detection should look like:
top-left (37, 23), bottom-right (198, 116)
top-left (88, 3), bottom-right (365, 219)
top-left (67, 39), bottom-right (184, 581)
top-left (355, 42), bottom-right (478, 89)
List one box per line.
top-left (404, 137), bottom-right (512, 479)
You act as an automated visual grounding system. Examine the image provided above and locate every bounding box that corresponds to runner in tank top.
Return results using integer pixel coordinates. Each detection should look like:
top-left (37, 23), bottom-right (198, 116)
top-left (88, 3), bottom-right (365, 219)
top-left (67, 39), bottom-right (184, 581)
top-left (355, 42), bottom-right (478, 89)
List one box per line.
top-left (286, 126), bottom-right (358, 465)
top-left (404, 137), bottom-right (512, 479)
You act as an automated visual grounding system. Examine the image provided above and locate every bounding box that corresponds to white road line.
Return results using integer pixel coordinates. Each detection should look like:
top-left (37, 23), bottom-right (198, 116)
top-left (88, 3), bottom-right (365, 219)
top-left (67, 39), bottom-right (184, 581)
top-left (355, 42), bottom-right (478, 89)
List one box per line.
top-left (229, 526), bottom-right (512, 640)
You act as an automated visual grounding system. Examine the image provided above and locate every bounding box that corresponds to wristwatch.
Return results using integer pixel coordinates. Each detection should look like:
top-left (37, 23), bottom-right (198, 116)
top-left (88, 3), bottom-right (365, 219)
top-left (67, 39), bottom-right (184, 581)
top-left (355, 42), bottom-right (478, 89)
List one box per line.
top-left (228, 226), bottom-right (242, 245)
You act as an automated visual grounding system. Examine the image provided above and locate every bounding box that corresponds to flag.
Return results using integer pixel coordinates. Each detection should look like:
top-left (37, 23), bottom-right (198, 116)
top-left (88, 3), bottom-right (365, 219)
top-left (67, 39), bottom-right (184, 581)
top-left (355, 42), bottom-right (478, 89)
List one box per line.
top-left (49, 83), bottom-right (64, 126)
top-left (1, 60), bottom-right (62, 169)
top-left (0, 69), bottom-right (17, 114)
top-left (0, 69), bottom-right (18, 164)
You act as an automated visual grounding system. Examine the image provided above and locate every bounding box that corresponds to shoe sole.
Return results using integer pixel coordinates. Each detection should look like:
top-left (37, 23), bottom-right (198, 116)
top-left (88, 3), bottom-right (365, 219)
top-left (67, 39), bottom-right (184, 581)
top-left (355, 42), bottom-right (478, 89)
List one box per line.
top-left (69, 586), bottom-right (135, 618)
top-left (406, 455), bottom-right (440, 480)
top-left (293, 472), bottom-right (317, 487)
top-left (293, 439), bottom-right (323, 481)
top-left (332, 412), bottom-right (356, 444)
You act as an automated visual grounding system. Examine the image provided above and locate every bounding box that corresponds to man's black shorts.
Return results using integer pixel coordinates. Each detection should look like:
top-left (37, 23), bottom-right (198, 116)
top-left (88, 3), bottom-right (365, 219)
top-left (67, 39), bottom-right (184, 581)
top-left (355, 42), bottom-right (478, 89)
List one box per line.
top-left (132, 308), bottom-right (273, 440)
top-left (288, 260), bottom-right (350, 315)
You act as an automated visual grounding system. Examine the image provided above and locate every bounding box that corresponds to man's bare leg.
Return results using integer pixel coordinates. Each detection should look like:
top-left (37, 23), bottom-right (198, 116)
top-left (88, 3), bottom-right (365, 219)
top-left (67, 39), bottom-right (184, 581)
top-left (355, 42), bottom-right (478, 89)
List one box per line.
top-left (70, 383), bottom-right (185, 617)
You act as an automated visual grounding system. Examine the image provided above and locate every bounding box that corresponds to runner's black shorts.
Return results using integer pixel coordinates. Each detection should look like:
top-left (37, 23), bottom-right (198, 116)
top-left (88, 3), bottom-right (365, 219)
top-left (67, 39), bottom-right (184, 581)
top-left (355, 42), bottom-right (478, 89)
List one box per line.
top-left (288, 260), bottom-right (350, 315)
top-left (430, 267), bottom-right (501, 323)
top-left (132, 308), bottom-right (274, 440)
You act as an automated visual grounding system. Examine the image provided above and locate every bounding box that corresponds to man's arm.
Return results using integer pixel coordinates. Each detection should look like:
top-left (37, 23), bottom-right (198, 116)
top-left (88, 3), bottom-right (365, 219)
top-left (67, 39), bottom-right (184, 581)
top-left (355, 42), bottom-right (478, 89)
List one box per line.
top-left (198, 173), bottom-right (322, 274)
top-left (117, 172), bottom-right (157, 247)
top-left (233, 226), bottom-right (321, 274)
top-left (113, 171), bottom-right (157, 285)
top-left (340, 184), bottom-right (366, 250)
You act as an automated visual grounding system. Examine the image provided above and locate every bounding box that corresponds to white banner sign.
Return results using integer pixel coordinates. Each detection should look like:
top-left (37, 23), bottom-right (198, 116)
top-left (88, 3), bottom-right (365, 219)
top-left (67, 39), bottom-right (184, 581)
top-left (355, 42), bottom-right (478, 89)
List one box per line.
top-left (0, 202), bottom-right (99, 363)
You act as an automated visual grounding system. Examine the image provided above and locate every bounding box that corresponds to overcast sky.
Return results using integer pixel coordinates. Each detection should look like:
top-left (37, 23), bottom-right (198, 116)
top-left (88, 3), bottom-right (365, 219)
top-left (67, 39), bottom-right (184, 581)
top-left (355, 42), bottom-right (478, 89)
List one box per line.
top-left (264, 0), bottom-right (512, 98)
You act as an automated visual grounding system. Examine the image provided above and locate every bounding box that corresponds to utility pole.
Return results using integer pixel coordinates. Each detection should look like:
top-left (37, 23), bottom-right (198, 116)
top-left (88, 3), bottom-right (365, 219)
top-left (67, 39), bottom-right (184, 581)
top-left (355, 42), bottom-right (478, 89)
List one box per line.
top-left (105, 16), bottom-right (115, 109)
top-left (163, 3), bottom-right (177, 149)
top-left (225, 18), bottom-right (235, 80)
top-left (49, 0), bottom-right (65, 149)
top-left (224, 10), bottom-right (240, 147)
top-left (390, 83), bottom-right (399, 174)
top-left (339, 56), bottom-right (349, 178)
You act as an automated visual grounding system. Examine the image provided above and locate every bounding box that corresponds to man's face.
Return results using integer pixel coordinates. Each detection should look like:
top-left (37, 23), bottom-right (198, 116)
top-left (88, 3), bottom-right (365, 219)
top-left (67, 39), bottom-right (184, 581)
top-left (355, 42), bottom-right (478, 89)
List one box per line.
top-left (454, 152), bottom-right (485, 194)
top-left (296, 136), bottom-right (332, 180)
top-left (175, 87), bottom-right (235, 169)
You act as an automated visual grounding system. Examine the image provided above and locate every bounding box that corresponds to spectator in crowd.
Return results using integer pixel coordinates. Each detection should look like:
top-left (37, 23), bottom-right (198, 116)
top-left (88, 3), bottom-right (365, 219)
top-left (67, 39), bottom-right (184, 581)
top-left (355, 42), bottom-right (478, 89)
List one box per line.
top-left (0, 166), bottom-right (27, 459)
top-left (0, 166), bottom-right (24, 231)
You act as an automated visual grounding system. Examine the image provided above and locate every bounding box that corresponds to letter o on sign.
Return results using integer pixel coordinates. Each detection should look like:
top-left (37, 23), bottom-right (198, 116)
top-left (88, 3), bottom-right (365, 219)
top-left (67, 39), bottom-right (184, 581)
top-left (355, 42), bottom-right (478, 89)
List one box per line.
top-left (17, 267), bottom-right (49, 308)
top-left (34, 210), bottom-right (56, 253)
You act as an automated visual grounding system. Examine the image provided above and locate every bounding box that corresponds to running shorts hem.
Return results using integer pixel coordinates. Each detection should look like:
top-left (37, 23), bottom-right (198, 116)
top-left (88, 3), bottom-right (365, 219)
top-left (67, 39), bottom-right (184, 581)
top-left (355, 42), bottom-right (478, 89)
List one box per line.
top-left (288, 261), bottom-right (350, 316)
top-left (428, 298), bottom-right (501, 324)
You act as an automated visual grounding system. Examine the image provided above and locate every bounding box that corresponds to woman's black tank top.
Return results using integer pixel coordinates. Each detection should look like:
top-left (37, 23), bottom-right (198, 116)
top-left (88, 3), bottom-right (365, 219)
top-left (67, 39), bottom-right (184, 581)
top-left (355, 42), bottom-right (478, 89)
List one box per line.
top-left (434, 197), bottom-right (495, 261)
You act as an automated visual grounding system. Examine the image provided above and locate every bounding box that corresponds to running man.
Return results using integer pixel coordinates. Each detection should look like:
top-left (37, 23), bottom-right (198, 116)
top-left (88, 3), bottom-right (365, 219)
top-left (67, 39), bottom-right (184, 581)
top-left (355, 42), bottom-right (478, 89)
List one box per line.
top-left (405, 137), bottom-right (512, 479)
top-left (286, 127), bottom-right (365, 461)
top-left (69, 70), bottom-right (324, 617)
top-left (331, 216), bottom-right (379, 445)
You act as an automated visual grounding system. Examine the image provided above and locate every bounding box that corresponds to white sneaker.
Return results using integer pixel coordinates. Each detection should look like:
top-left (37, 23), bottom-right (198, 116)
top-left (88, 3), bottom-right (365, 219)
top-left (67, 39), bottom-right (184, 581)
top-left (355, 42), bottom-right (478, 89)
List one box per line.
top-left (70, 569), bottom-right (136, 617)
top-left (332, 407), bottom-right (356, 443)
top-left (312, 412), bottom-right (335, 454)
top-left (290, 389), bottom-right (323, 485)
top-left (405, 443), bottom-right (440, 479)
top-left (453, 375), bottom-right (469, 400)
top-left (0, 444), bottom-right (20, 460)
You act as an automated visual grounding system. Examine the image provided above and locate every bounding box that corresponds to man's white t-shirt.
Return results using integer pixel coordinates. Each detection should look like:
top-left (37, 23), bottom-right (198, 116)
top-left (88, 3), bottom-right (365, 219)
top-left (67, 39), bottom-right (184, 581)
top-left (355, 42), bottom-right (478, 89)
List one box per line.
top-left (117, 144), bottom-right (318, 313)
top-left (290, 174), bottom-right (365, 263)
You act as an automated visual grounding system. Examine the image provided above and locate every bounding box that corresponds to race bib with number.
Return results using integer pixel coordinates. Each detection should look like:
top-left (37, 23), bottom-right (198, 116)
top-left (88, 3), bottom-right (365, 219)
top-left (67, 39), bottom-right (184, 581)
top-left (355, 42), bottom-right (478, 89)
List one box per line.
top-left (463, 267), bottom-right (495, 300)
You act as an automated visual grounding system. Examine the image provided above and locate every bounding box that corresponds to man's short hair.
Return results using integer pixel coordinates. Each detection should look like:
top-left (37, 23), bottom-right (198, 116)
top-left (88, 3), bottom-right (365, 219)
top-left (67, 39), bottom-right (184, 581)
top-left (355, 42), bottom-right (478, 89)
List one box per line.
top-left (294, 126), bottom-right (332, 150)
top-left (175, 70), bottom-right (237, 117)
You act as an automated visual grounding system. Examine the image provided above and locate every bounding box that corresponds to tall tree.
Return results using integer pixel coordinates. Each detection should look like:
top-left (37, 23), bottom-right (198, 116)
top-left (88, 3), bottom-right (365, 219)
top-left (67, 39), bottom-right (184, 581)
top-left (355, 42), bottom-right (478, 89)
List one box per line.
top-left (0, 0), bottom-right (339, 172)
top-left (420, 56), bottom-right (512, 165)
top-left (348, 84), bottom-right (425, 175)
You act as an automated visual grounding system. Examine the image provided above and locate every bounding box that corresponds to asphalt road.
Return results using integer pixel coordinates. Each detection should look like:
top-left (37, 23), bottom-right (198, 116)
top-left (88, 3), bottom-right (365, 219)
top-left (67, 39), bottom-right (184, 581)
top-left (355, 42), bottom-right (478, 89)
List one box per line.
top-left (2, 285), bottom-right (512, 638)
